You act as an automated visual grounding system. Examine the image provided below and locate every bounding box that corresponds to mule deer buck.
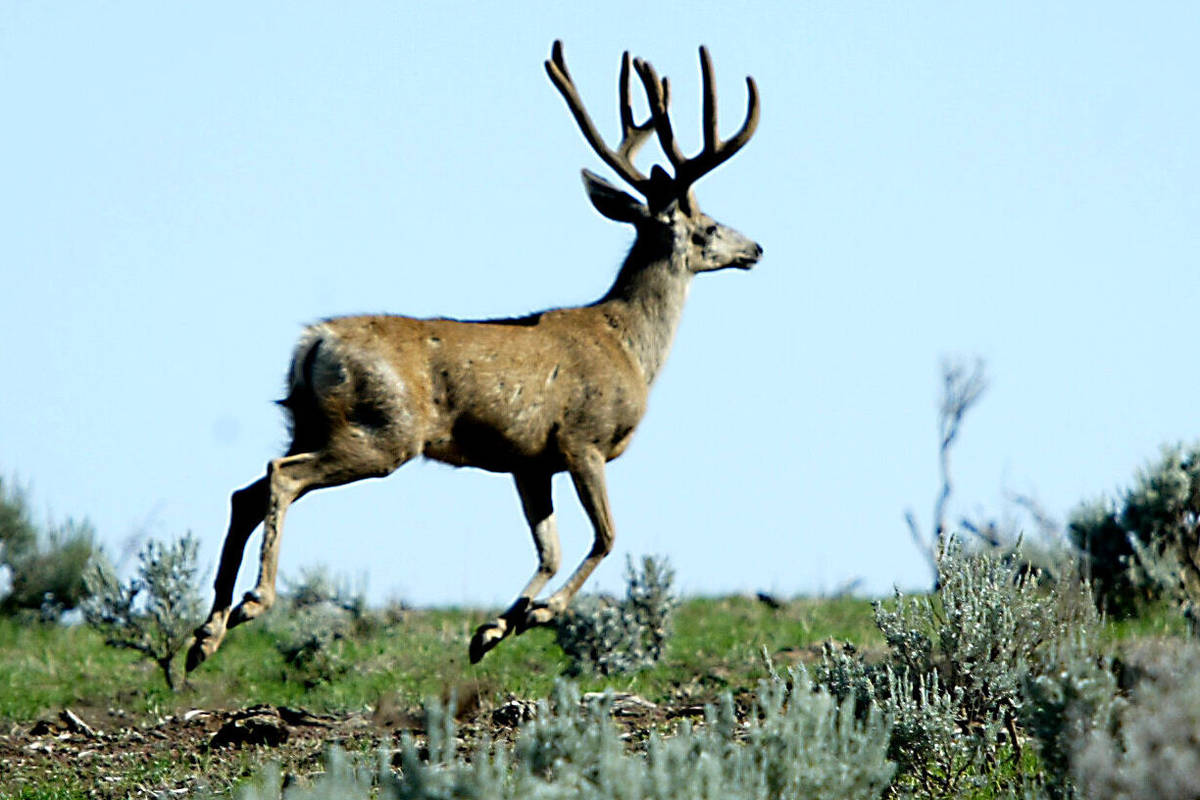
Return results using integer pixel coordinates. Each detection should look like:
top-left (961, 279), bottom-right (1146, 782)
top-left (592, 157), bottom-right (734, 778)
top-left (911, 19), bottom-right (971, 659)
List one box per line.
top-left (186, 40), bottom-right (761, 671)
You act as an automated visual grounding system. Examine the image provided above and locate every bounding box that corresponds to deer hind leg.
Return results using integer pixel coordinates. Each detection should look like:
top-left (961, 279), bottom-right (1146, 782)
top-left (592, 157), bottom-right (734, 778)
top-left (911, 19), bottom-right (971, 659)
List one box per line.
top-left (226, 437), bottom-right (410, 629)
top-left (186, 477), bottom-right (269, 672)
top-left (469, 469), bottom-right (561, 663)
top-left (523, 449), bottom-right (614, 631)
top-left (224, 452), bottom-right (321, 628)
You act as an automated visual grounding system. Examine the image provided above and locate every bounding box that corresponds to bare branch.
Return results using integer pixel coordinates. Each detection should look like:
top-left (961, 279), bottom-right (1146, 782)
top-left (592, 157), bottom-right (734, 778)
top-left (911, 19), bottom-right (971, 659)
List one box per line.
top-left (907, 358), bottom-right (989, 587)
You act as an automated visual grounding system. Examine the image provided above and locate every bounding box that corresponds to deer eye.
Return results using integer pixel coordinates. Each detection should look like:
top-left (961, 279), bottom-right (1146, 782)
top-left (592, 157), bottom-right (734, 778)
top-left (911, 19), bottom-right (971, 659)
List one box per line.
top-left (691, 232), bottom-right (707, 245)
top-left (706, 224), bottom-right (718, 235)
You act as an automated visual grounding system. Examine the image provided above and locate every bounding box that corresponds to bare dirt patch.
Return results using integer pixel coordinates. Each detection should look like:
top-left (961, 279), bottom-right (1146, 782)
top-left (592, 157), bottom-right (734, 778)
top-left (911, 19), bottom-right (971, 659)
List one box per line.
top-left (1, 692), bottom-right (738, 798)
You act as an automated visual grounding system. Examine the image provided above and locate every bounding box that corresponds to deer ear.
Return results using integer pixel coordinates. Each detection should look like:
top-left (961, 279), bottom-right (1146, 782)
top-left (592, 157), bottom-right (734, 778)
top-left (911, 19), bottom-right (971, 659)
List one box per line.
top-left (581, 170), bottom-right (647, 223)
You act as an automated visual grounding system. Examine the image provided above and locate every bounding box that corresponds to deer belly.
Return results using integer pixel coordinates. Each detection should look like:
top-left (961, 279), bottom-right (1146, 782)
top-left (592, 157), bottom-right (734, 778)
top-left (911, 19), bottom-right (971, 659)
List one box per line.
top-left (421, 410), bottom-right (560, 474)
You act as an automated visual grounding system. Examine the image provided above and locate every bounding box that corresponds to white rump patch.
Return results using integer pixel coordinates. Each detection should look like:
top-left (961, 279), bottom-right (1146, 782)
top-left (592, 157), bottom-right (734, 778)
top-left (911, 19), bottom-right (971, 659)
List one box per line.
top-left (288, 323), bottom-right (342, 394)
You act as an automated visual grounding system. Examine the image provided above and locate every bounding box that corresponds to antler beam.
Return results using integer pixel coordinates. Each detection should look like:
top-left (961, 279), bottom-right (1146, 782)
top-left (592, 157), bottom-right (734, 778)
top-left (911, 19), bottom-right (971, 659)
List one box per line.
top-left (545, 40), bottom-right (666, 199)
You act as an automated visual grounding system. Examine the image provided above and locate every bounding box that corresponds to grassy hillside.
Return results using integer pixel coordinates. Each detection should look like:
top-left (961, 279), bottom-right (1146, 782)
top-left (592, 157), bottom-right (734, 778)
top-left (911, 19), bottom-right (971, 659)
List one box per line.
top-left (0, 592), bottom-right (1190, 799)
top-left (0, 595), bottom-right (883, 722)
top-left (0, 594), bottom-right (888, 798)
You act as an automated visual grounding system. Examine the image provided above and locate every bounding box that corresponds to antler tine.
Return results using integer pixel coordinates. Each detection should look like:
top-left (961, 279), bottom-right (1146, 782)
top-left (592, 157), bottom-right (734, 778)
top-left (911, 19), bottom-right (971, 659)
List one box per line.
top-left (626, 46), bottom-right (759, 212)
top-left (677, 46), bottom-right (760, 190)
top-left (615, 52), bottom-right (661, 163)
top-left (633, 57), bottom-right (686, 173)
top-left (700, 46), bottom-right (718, 153)
top-left (546, 40), bottom-right (650, 195)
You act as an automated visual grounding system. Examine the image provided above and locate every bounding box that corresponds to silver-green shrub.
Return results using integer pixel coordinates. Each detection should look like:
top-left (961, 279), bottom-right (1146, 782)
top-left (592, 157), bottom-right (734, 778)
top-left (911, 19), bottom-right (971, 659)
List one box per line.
top-left (1019, 627), bottom-right (1120, 800)
top-left (263, 566), bottom-right (366, 687)
top-left (0, 477), bottom-right (98, 620)
top-left (231, 670), bottom-right (895, 800)
top-left (872, 546), bottom-right (1047, 782)
top-left (1073, 641), bottom-right (1200, 800)
top-left (267, 602), bottom-right (352, 688)
top-left (816, 543), bottom-right (1107, 797)
top-left (1069, 443), bottom-right (1200, 619)
top-left (81, 532), bottom-right (203, 690)
top-left (555, 555), bottom-right (677, 675)
top-left (283, 565), bottom-right (366, 618)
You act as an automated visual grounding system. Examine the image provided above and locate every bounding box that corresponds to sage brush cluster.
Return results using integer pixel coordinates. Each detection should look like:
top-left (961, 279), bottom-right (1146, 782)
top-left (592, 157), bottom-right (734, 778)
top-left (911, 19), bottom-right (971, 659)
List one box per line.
top-left (225, 542), bottom-right (1200, 799)
top-left (0, 477), bottom-right (97, 620)
top-left (554, 555), bottom-right (677, 675)
top-left (1069, 443), bottom-right (1200, 621)
top-left (81, 532), bottom-right (203, 690)
top-left (1073, 641), bottom-right (1200, 799)
top-left (265, 567), bottom-right (367, 687)
top-left (282, 565), bottom-right (366, 618)
top-left (267, 604), bottom-right (352, 688)
top-left (817, 544), bottom-right (1111, 798)
top-left (230, 673), bottom-right (895, 800)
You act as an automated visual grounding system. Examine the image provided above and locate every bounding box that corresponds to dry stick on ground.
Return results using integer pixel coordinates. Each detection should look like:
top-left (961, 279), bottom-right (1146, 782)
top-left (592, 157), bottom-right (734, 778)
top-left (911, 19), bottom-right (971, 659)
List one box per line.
top-left (906, 358), bottom-right (988, 588)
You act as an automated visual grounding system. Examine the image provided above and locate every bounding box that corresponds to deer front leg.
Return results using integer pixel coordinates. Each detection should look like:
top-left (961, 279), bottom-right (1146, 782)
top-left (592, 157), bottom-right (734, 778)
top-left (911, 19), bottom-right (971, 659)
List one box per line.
top-left (186, 477), bottom-right (269, 672)
top-left (522, 449), bottom-right (614, 631)
top-left (470, 469), bottom-right (561, 663)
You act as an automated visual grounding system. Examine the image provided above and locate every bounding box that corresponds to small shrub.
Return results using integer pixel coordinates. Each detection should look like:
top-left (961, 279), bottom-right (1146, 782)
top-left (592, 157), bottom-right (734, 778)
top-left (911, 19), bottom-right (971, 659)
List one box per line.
top-left (1020, 627), bottom-right (1121, 800)
top-left (81, 532), bottom-right (203, 690)
top-left (1069, 443), bottom-right (1200, 619)
top-left (1073, 641), bottom-right (1200, 800)
top-left (283, 565), bottom-right (365, 619)
top-left (0, 478), bottom-right (98, 620)
top-left (555, 554), bottom-right (677, 675)
top-left (874, 543), bottom-right (1050, 724)
top-left (267, 602), bottom-right (352, 688)
top-left (262, 566), bottom-right (366, 687)
top-left (0, 478), bottom-right (38, 570)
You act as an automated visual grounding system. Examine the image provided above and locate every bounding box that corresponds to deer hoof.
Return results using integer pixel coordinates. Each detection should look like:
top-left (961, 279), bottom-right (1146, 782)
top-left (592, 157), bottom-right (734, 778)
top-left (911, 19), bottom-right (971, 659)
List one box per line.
top-left (469, 621), bottom-right (508, 664)
top-left (186, 625), bottom-right (222, 673)
top-left (228, 591), bottom-right (269, 628)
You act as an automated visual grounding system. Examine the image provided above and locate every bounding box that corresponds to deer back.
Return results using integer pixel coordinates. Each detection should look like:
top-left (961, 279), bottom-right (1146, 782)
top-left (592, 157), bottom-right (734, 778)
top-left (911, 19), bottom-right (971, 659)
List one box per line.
top-left (290, 310), bottom-right (649, 475)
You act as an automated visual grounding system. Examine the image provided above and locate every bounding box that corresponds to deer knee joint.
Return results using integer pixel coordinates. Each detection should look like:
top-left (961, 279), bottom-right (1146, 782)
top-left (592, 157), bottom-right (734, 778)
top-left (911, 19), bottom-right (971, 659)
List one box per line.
top-left (539, 553), bottom-right (561, 577)
top-left (591, 533), bottom-right (614, 559)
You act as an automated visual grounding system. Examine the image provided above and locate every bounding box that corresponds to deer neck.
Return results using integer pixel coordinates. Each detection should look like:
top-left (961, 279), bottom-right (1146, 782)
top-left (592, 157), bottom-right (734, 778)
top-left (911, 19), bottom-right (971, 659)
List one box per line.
top-left (597, 235), bottom-right (692, 386)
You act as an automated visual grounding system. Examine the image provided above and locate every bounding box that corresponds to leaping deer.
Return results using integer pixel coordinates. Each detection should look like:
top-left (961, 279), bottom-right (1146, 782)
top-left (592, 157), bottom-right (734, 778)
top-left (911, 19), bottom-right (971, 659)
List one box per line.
top-left (186, 40), bottom-right (761, 672)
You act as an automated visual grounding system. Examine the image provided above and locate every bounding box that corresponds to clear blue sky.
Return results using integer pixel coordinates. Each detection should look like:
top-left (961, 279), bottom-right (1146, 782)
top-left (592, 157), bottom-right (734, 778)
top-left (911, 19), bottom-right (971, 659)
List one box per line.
top-left (2, 3), bottom-right (1197, 607)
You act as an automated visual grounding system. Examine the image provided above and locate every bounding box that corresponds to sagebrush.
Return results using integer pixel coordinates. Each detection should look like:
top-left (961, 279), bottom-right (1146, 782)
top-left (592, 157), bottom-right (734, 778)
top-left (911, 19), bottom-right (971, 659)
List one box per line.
top-left (82, 532), bottom-right (203, 690)
top-left (1070, 443), bottom-right (1200, 621)
top-left (264, 567), bottom-right (368, 687)
top-left (554, 554), bottom-right (677, 675)
top-left (231, 673), bottom-right (895, 800)
top-left (0, 477), bottom-right (97, 620)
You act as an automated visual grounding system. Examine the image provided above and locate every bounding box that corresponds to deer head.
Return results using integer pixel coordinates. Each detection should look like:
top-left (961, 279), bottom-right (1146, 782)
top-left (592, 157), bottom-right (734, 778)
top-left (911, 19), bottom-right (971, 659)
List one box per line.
top-left (546, 41), bottom-right (762, 276)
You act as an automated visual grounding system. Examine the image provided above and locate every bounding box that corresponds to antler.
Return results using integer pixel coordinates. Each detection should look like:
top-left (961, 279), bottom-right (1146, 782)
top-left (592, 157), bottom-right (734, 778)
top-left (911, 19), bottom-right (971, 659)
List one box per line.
top-left (545, 40), bottom-right (669, 200)
top-left (547, 41), bottom-right (759, 213)
top-left (633, 46), bottom-right (759, 213)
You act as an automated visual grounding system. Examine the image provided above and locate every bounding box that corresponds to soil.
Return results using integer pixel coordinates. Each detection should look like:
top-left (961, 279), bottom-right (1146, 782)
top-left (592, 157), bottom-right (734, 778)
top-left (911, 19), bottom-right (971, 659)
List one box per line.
top-left (0, 692), bottom-right (746, 798)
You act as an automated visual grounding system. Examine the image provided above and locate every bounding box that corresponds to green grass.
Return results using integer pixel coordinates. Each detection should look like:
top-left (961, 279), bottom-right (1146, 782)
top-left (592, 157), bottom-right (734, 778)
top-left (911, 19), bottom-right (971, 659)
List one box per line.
top-left (1102, 599), bottom-right (1194, 641)
top-left (0, 596), bottom-right (882, 724)
top-left (0, 617), bottom-right (175, 719)
top-left (0, 595), bottom-right (1189, 800)
top-left (2, 594), bottom-right (1174, 724)
top-left (0, 595), bottom-right (882, 799)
